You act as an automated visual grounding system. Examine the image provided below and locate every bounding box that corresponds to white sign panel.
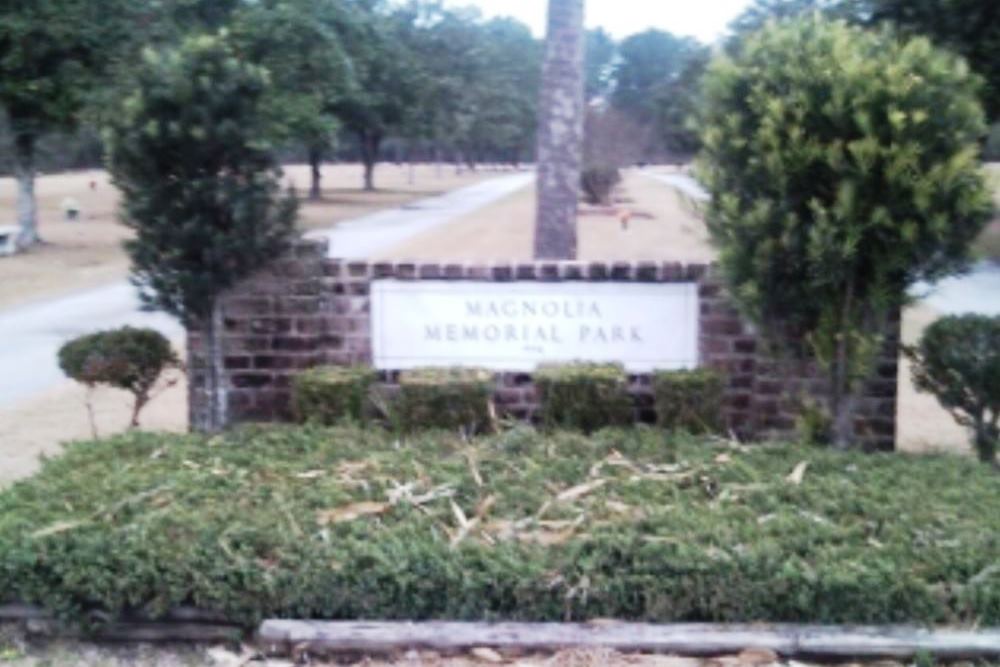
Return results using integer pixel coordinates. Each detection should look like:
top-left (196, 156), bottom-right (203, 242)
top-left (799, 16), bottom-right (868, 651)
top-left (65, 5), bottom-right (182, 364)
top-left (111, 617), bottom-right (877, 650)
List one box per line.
top-left (371, 280), bottom-right (699, 372)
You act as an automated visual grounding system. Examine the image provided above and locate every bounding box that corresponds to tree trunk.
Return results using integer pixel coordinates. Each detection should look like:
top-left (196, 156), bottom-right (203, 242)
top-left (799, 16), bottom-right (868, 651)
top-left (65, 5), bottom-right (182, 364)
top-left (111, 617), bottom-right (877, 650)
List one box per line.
top-left (14, 133), bottom-right (40, 249)
top-left (829, 280), bottom-right (859, 448)
top-left (533, 0), bottom-right (585, 260)
top-left (192, 304), bottom-right (228, 433)
top-left (973, 420), bottom-right (999, 464)
top-left (308, 145), bottom-right (323, 201)
top-left (360, 132), bottom-right (380, 192)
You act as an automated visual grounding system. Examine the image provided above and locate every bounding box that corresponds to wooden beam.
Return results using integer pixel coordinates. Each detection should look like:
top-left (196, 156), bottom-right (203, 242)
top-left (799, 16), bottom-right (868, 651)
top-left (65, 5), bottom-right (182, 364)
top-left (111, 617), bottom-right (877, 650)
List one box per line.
top-left (257, 621), bottom-right (1000, 660)
top-left (0, 604), bottom-right (243, 643)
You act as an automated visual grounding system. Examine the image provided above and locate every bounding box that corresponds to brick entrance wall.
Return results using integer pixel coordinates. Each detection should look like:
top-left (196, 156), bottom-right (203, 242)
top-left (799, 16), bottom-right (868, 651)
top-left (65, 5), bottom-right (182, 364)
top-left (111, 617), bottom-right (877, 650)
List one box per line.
top-left (188, 241), bottom-right (900, 450)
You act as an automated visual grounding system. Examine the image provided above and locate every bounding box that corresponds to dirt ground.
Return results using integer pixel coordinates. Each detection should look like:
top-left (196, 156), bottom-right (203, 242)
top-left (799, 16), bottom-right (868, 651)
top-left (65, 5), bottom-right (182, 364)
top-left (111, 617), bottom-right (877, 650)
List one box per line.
top-left (0, 349), bottom-right (188, 487)
top-left (0, 163), bottom-right (491, 309)
top-left (376, 170), bottom-right (716, 263)
top-left (0, 627), bottom-right (912, 667)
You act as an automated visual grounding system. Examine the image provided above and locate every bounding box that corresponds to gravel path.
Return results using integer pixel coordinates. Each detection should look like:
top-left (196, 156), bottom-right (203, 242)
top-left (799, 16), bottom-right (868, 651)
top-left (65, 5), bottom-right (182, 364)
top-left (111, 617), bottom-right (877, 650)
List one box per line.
top-left (307, 172), bottom-right (533, 258)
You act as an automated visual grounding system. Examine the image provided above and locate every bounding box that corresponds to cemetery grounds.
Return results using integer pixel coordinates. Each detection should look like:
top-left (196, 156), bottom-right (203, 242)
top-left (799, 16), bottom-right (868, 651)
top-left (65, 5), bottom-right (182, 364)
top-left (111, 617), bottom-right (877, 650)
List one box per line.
top-left (0, 166), bottom-right (998, 666)
top-left (1, 164), bottom-right (993, 486)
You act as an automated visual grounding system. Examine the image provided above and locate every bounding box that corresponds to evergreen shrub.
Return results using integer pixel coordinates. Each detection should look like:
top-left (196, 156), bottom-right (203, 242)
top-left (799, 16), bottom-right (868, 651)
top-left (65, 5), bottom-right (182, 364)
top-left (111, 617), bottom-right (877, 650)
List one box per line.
top-left (58, 326), bottom-right (179, 427)
top-left (652, 369), bottom-right (724, 433)
top-left (292, 366), bottom-right (378, 425)
top-left (907, 315), bottom-right (1000, 463)
top-left (0, 426), bottom-right (997, 627)
top-left (394, 368), bottom-right (494, 433)
top-left (581, 165), bottom-right (622, 205)
top-left (536, 363), bottom-right (632, 432)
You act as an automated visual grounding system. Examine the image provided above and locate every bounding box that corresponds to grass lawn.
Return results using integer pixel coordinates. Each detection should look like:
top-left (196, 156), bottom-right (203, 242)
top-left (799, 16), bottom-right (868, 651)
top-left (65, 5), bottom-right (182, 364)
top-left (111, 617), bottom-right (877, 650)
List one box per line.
top-left (1, 425), bottom-right (996, 629)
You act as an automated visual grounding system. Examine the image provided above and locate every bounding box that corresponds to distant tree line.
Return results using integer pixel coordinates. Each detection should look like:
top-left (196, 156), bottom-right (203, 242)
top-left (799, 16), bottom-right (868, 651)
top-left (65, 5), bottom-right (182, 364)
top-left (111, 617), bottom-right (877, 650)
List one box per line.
top-left (731, 0), bottom-right (1000, 123)
top-left (3, 0), bottom-right (998, 243)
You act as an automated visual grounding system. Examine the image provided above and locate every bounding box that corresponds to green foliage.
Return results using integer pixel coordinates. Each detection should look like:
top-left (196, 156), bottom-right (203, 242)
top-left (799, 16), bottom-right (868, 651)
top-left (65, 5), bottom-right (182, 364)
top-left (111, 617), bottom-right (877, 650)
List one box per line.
top-left (610, 29), bottom-right (709, 158)
top-left (728, 0), bottom-right (862, 43)
top-left (105, 35), bottom-right (297, 326)
top-left (0, 0), bottom-right (131, 138)
top-left (393, 368), bottom-right (495, 434)
top-left (866, 0), bottom-right (1000, 123)
top-left (652, 370), bottom-right (724, 434)
top-left (327, 2), bottom-right (425, 189)
top-left (58, 327), bottom-right (176, 393)
top-left (907, 315), bottom-right (1000, 463)
top-left (580, 165), bottom-right (622, 205)
top-left (535, 363), bottom-right (633, 433)
top-left (698, 15), bottom-right (994, 445)
top-left (795, 398), bottom-right (834, 446)
top-left (729, 1), bottom-right (1000, 123)
top-left (0, 426), bottom-right (997, 627)
top-left (292, 367), bottom-right (378, 426)
top-left (57, 327), bottom-right (178, 427)
top-left (406, 10), bottom-right (540, 168)
top-left (229, 0), bottom-right (353, 165)
top-left (585, 28), bottom-right (617, 102)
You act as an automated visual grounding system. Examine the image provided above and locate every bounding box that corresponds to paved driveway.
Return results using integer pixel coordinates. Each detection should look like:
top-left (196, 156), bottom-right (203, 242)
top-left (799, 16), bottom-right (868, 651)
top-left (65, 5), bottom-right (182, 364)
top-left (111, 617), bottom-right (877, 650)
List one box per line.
top-left (0, 173), bottom-right (534, 409)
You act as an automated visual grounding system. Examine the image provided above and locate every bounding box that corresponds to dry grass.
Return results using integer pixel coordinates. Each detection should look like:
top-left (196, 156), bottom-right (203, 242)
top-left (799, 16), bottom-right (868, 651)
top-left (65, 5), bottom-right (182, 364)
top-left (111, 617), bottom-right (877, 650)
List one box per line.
top-left (376, 169), bottom-right (715, 263)
top-left (0, 163), bottom-right (492, 309)
top-left (0, 346), bottom-right (188, 487)
top-left (0, 165), bottom-right (980, 488)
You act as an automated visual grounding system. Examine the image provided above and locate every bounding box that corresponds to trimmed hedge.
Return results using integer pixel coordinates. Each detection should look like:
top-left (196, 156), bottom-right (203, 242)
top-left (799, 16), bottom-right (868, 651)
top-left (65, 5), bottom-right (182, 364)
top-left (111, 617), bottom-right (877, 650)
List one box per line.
top-left (653, 369), bottom-right (725, 434)
top-left (292, 366), bottom-right (378, 425)
top-left (535, 363), bottom-right (633, 433)
top-left (394, 367), bottom-right (494, 433)
top-left (0, 426), bottom-right (997, 628)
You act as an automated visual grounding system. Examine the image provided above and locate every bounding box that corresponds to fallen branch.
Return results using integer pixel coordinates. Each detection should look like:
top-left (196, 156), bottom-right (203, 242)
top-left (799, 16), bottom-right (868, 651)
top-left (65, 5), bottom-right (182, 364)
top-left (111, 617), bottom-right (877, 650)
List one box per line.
top-left (257, 621), bottom-right (1000, 660)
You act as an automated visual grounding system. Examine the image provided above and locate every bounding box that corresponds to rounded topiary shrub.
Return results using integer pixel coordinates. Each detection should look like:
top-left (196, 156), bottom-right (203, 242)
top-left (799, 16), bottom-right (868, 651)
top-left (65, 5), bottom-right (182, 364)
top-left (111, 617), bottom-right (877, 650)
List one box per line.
top-left (535, 362), bottom-right (633, 433)
top-left (292, 366), bottom-right (379, 425)
top-left (394, 367), bottom-right (495, 434)
top-left (58, 326), bottom-right (179, 428)
top-left (653, 369), bottom-right (724, 434)
top-left (907, 315), bottom-right (1000, 464)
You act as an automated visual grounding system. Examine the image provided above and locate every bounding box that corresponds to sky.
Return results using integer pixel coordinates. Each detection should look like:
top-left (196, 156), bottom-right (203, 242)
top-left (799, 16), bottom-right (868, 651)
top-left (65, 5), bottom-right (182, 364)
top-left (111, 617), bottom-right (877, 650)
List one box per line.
top-left (442, 0), bottom-right (755, 44)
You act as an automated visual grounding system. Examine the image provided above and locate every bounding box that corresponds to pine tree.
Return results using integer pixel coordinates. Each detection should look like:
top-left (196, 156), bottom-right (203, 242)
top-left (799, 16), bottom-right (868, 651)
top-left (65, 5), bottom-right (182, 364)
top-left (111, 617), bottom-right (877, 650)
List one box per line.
top-left (534, 0), bottom-right (585, 260)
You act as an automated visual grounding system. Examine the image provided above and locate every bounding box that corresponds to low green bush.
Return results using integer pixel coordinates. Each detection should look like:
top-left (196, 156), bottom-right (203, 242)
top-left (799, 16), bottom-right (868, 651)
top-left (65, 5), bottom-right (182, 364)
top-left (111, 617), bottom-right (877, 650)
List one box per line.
top-left (652, 369), bottom-right (724, 434)
top-left (292, 366), bottom-right (378, 425)
top-left (535, 363), bottom-right (632, 432)
top-left (57, 326), bottom-right (179, 428)
top-left (906, 315), bottom-right (1000, 464)
top-left (580, 165), bottom-right (622, 205)
top-left (393, 367), bottom-right (494, 434)
top-left (0, 426), bottom-right (997, 628)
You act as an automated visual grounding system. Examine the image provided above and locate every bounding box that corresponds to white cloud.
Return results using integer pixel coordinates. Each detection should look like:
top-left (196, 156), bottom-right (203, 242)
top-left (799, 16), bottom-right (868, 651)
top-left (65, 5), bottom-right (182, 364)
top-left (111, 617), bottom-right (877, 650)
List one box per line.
top-left (444, 0), bottom-right (754, 43)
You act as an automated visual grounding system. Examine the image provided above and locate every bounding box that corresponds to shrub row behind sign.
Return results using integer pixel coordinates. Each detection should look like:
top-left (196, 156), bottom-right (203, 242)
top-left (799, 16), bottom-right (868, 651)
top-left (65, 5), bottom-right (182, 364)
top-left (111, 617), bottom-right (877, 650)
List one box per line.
top-left (292, 363), bottom-right (724, 434)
